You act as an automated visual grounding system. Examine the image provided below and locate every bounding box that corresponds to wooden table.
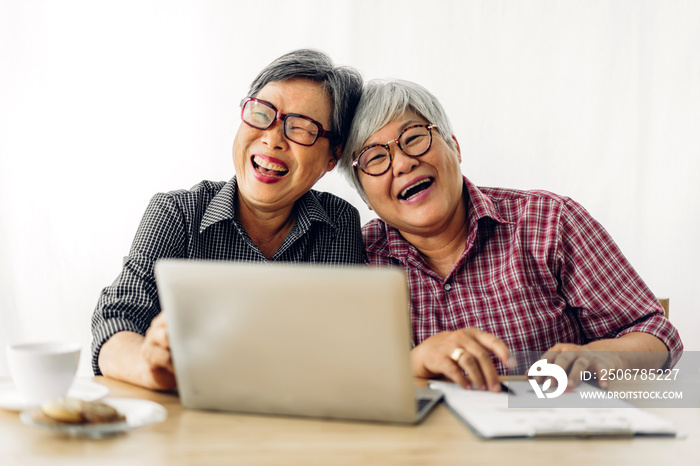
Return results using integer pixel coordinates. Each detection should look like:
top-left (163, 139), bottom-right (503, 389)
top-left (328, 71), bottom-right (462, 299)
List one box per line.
top-left (1, 376), bottom-right (697, 465)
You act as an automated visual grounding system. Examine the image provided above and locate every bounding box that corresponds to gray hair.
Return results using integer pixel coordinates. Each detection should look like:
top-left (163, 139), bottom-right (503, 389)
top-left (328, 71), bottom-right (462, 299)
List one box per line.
top-left (338, 79), bottom-right (457, 198)
top-left (246, 49), bottom-right (363, 152)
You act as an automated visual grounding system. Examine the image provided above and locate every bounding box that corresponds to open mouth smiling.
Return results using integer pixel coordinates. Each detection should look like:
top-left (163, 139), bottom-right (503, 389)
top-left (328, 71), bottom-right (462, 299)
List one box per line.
top-left (252, 155), bottom-right (289, 177)
top-left (398, 177), bottom-right (434, 201)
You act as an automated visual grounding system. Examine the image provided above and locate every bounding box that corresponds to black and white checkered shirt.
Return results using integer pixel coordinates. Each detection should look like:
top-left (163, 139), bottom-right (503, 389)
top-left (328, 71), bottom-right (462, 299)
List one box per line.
top-left (90, 177), bottom-right (364, 374)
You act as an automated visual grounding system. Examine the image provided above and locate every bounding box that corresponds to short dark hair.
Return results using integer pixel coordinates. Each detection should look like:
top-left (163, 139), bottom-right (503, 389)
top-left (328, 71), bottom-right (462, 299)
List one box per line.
top-left (246, 49), bottom-right (363, 152)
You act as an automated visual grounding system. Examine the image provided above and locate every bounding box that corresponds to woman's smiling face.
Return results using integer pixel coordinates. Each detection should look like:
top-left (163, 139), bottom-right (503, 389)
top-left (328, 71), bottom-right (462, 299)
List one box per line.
top-left (357, 111), bottom-right (465, 237)
top-left (232, 78), bottom-right (336, 214)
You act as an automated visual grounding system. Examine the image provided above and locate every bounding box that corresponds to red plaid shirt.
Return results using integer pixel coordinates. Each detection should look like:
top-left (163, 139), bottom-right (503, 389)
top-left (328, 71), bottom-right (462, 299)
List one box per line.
top-left (363, 177), bottom-right (682, 374)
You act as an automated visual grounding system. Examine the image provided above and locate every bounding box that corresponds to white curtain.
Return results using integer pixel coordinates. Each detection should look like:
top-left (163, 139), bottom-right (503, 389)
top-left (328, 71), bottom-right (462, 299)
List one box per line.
top-left (1, 0), bottom-right (698, 376)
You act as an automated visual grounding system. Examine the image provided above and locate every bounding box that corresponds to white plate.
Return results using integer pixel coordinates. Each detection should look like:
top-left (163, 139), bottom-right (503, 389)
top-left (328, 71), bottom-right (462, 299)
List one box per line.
top-left (0, 379), bottom-right (109, 411)
top-left (20, 397), bottom-right (167, 438)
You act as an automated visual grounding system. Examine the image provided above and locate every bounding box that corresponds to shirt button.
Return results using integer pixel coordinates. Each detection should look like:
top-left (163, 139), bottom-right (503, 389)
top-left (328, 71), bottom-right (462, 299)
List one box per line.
top-left (444, 283), bottom-right (452, 291)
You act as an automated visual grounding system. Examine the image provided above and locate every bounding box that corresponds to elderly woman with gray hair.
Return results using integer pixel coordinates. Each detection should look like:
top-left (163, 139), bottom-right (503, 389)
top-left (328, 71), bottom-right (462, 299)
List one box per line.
top-left (339, 79), bottom-right (682, 392)
top-left (92, 49), bottom-right (365, 391)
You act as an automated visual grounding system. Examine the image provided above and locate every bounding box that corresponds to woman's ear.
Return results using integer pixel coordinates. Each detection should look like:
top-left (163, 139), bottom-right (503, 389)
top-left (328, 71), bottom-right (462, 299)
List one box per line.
top-left (359, 190), bottom-right (373, 211)
top-left (452, 135), bottom-right (462, 163)
top-left (327, 157), bottom-right (337, 172)
top-left (327, 147), bottom-right (341, 172)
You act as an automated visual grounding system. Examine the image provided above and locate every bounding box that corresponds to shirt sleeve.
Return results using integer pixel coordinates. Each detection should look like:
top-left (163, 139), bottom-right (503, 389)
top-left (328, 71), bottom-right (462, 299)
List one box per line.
top-left (556, 197), bottom-right (683, 366)
top-left (90, 192), bottom-right (187, 375)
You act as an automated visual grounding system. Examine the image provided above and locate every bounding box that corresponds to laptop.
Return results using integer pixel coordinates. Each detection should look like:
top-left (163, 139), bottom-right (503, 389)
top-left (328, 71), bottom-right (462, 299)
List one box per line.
top-left (154, 259), bottom-right (442, 423)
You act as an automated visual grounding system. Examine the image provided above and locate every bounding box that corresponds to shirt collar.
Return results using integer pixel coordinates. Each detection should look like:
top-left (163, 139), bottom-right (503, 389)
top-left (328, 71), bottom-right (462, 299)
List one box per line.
top-left (199, 177), bottom-right (238, 233)
top-left (199, 176), bottom-right (337, 234)
top-left (463, 176), bottom-right (511, 225)
top-left (293, 189), bottom-right (338, 234)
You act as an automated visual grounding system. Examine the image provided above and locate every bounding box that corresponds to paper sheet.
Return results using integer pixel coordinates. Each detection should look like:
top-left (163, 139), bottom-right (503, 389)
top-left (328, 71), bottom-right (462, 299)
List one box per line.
top-left (430, 380), bottom-right (679, 438)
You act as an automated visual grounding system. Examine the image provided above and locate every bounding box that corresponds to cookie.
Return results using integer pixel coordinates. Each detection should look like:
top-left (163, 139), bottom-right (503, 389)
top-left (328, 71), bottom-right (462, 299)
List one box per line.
top-left (79, 399), bottom-right (125, 424)
top-left (30, 408), bottom-right (70, 426)
top-left (37, 397), bottom-right (125, 425)
top-left (40, 397), bottom-right (83, 423)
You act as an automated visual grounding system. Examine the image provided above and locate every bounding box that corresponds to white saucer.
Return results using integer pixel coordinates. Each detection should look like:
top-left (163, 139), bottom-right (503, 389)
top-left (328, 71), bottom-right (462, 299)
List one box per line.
top-left (0, 379), bottom-right (110, 411)
top-left (20, 398), bottom-right (167, 438)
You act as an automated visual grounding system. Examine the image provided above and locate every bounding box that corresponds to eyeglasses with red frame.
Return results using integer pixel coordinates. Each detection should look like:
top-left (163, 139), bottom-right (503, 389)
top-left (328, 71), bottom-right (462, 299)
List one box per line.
top-left (240, 97), bottom-right (334, 147)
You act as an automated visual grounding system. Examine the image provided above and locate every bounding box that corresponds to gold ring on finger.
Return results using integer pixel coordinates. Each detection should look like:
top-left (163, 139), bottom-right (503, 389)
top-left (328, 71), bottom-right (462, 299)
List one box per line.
top-left (450, 347), bottom-right (465, 362)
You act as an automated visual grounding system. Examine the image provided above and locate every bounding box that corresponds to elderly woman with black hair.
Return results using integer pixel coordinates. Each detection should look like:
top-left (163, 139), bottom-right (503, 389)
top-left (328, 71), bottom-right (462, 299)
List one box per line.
top-left (92, 49), bottom-right (364, 390)
top-left (339, 79), bottom-right (682, 392)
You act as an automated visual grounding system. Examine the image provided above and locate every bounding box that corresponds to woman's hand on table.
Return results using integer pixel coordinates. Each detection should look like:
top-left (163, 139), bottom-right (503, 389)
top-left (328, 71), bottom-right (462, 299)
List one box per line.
top-left (141, 313), bottom-right (177, 390)
top-left (98, 313), bottom-right (177, 392)
top-left (410, 328), bottom-right (511, 392)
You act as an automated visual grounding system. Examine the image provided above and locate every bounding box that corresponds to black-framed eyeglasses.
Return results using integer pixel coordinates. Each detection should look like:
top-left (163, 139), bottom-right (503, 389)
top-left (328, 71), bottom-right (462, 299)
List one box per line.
top-left (240, 97), bottom-right (335, 147)
top-left (352, 124), bottom-right (438, 176)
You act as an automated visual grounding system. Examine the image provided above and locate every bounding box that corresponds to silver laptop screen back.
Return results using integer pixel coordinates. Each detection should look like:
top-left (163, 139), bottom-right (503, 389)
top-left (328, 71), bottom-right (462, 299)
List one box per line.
top-left (156, 260), bottom-right (418, 423)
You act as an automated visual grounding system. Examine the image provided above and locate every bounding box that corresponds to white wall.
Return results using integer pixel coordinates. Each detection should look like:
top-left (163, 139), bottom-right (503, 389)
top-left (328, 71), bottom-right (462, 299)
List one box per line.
top-left (1, 0), bottom-right (698, 376)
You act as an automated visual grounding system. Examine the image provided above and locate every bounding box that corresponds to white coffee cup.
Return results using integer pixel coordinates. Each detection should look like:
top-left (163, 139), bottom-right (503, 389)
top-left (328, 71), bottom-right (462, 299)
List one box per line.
top-left (7, 342), bottom-right (81, 405)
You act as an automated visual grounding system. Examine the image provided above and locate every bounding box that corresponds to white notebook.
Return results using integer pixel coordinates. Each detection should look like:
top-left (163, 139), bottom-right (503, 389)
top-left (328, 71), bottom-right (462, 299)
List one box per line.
top-left (430, 380), bottom-right (679, 438)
